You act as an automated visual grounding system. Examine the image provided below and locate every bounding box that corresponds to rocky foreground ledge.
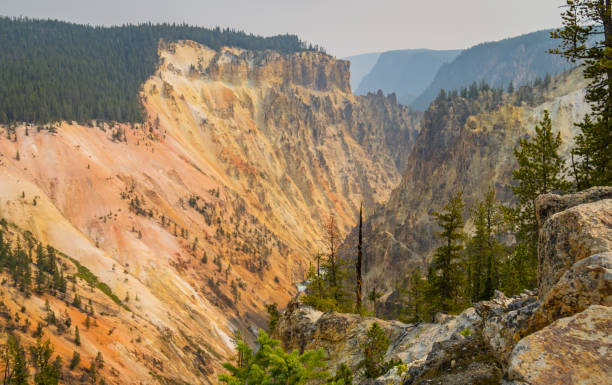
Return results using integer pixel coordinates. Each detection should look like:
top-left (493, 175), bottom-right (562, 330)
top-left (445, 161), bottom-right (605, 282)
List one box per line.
top-left (273, 187), bottom-right (612, 385)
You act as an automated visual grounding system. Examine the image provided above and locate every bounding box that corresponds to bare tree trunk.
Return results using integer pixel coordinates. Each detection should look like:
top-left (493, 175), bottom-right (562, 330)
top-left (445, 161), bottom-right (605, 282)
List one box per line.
top-left (356, 203), bottom-right (363, 313)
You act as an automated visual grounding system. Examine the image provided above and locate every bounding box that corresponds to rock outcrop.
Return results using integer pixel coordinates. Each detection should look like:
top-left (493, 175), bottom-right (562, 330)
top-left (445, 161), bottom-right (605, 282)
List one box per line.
top-left (276, 189), bottom-right (612, 385)
top-left (502, 189), bottom-right (612, 384)
top-left (506, 305), bottom-right (612, 385)
top-left (536, 187), bottom-right (612, 297)
top-left (535, 186), bottom-right (612, 225)
top-left (274, 299), bottom-right (484, 383)
top-left (476, 291), bottom-right (539, 367)
top-left (530, 252), bottom-right (612, 332)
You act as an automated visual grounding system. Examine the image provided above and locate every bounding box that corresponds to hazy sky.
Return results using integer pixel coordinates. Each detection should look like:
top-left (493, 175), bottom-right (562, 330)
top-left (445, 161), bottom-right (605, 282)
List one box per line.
top-left (1, 0), bottom-right (565, 57)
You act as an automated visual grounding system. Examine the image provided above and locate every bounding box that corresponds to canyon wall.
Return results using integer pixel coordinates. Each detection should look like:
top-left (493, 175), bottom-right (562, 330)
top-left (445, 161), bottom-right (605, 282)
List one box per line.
top-left (0, 41), bottom-right (418, 383)
top-left (347, 69), bottom-right (590, 303)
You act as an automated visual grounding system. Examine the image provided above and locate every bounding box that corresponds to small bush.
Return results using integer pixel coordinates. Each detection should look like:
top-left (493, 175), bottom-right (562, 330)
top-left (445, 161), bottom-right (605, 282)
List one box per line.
top-left (69, 351), bottom-right (81, 370)
top-left (362, 323), bottom-right (391, 378)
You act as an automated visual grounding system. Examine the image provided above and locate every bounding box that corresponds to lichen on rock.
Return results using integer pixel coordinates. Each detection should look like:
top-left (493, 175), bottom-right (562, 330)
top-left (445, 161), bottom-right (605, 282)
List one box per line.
top-left (506, 305), bottom-right (612, 385)
top-left (536, 188), bottom-right (612, 297)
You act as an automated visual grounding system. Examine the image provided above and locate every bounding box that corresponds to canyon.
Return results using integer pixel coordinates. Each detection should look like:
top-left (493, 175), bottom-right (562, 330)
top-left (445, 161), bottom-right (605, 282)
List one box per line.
top-left (0, 40), bottom-right (417, 383)
top-left (0, 28), bottom-right (604, 385)
top-left (345, 67), bottom-right (591, 313)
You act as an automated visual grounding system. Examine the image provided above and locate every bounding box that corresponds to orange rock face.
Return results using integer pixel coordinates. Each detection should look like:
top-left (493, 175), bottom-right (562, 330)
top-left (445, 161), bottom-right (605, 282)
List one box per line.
top-left (0, 40), bottom-right (417, 383)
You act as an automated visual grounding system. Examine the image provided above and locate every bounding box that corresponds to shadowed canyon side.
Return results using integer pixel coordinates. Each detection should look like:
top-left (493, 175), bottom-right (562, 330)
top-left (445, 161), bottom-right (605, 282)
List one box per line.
top-left (0, 40), bottom-right (418, 383)
top-left (347, 68), bottom-right (591, 307)
top-left (275, 187), bottom-right (612, 385)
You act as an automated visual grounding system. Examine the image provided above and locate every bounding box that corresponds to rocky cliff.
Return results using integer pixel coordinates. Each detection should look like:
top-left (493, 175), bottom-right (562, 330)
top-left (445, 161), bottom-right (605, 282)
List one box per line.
top-left (275, 187), bottom-right (612, 384)
top-left (0, 41), bottom-right (418, 383)
top-left (347, 68), bottom-right (590, 306)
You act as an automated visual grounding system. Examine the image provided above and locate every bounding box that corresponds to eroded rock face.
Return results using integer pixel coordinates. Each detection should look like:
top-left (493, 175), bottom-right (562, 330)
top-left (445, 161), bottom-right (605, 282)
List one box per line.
top-left (274, 299), bottom-right (483, 383)
top-left (506, 305), bottom-right (612, 385)
top-left (192, 44), bottom-right (352, 93)
top-left (0, 40), bottom-right (421, 383)
top-left (475, 291), bottom-right (539, 367)
top-left (529, 252), bottom-right (612, 333)
top-left (404, 332), bottom-right (502, 385)
top-left (535, 186), bottom-right (612, 226)
top-left (537, 195), bottom-right (612, 297)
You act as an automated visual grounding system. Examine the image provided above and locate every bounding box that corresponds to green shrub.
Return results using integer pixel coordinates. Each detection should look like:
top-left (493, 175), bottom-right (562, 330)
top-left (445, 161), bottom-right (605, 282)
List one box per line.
top-left (219, 330), bottom-right (329, 384)
top-left (362, 322), bottom-right (391, 378)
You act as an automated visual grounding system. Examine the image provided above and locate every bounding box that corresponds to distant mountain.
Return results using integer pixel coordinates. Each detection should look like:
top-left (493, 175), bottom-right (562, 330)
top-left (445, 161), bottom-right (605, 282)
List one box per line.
top-left (355, 49), bottom-right (461, 105)
top-left (343, 52), bottom-right (380, 91)
top-left (410, 30), bottom-right (574, 110)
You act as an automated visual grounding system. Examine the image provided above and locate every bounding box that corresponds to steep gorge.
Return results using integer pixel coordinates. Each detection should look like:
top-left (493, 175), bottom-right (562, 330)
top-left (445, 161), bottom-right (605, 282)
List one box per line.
top-left (348, 68), bottom-right (591, 308)
top-left (0, 40), bottom-right (418, 383)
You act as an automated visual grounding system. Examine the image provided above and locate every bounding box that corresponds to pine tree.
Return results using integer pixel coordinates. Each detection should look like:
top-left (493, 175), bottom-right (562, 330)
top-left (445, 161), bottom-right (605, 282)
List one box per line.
top-left (551, 1), bottom-right (612, 188)
top-left (426, 192), bottom-right (465, 315)
top-left (95, 352), bottom-right (104, 369)
top-left (87, 361), bottom-right (98, 382)
top-left (510, 110), bottom-right (570, 291)
top-left (74, 326), bottom-right (81, 346)
top-left (265, 303), bottom-right (280, 333)
top-left (513, 110), bottom-right (570, 199)
top-left (58, 270), bottom-right (67, 293)
top-left (325, 216), bottom-right (340, 298)
top-left (327, 363), bottom-right (353, 385)
top-left (2, 333), bottom-right (29, 385)
top-left (361, 323), bottom-right (390, 378)
top-left (73, 294), bottom-right (81, 308)
top-left (35, 265), bottom-right (46, 294)
top-left (219, 330), bottom-right (329, 384)
top-left (355, 203), bottom-right (363, 314)
top-left (302, 217), bottom-right (350, 313)
top-left (465, 188), bottom-right (504, 301)
top-left (406, 267), bottom-right (424, 322)
top-left (69, 351), bottom-right (80, 370)
top-left (35, 243), bottom-right (46, 271)
top-left (30, 338), bottom-right (61, 385)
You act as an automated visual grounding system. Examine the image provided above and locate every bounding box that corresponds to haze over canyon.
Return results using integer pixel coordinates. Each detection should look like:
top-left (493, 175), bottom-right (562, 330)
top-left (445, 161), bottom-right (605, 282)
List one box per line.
top-left (0, 2), bottom-right (610, 384)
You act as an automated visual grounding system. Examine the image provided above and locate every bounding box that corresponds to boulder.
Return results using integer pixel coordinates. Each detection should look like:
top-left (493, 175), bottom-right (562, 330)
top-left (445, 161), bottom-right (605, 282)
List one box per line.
top-left (274, 299), bottom-right (407, 377)
top-left (389, 308), bottom-right (482, 368)
top-left (537, 197), bottom-right (612, 297)
top-left (475, 291), bottom-right (539, 367)
top-left (273, 299), bottom-right (323, 354)
top-left (506, 305), bottom-right (612, 385)
top-left (529, 252), bottom-right (612, 333)
top-left (275, 299), bottom-right (484, 384)
top-left (535, 186), bottom-right (612, 226)
top-left (403, 332), bottom-right (502, 385)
